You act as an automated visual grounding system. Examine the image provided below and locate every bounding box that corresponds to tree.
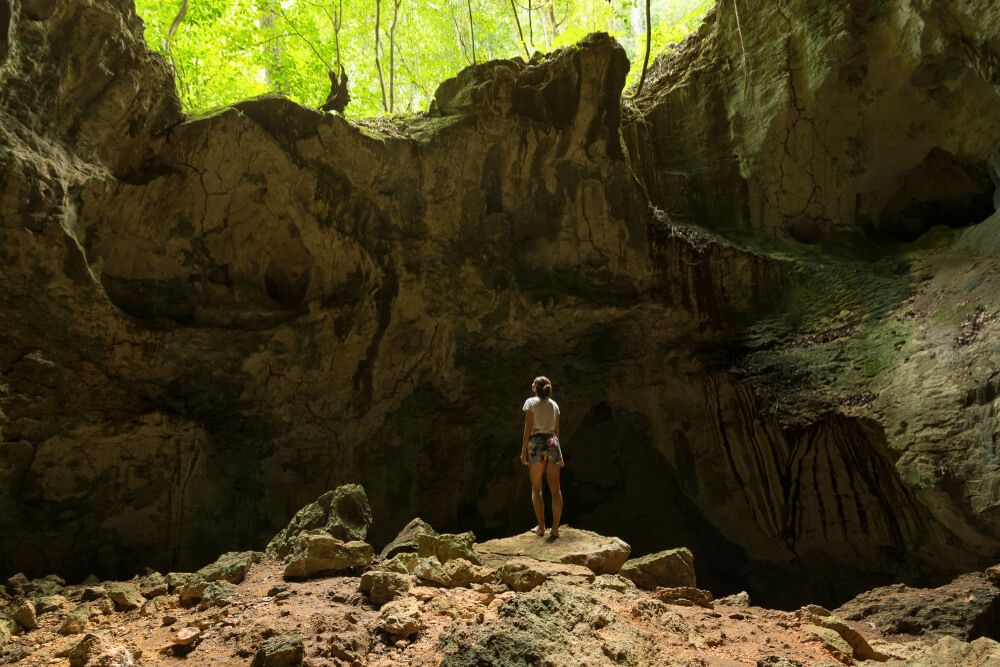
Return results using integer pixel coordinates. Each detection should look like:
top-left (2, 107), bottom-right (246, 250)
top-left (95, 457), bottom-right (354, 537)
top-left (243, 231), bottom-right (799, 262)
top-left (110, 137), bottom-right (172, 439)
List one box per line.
top-left (134, 0), bottom-right (715, 116)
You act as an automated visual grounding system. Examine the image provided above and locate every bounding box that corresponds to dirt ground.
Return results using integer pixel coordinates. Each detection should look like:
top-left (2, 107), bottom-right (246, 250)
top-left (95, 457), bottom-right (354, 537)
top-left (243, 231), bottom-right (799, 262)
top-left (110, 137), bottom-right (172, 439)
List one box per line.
top-left (0, 557), bottom-right (942, 667)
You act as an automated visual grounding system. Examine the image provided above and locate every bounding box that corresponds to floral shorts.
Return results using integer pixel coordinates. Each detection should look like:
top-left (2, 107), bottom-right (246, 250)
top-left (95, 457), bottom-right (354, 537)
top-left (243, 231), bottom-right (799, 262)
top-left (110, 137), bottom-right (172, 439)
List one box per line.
top-left (527, 434), bottom-right (563, 465)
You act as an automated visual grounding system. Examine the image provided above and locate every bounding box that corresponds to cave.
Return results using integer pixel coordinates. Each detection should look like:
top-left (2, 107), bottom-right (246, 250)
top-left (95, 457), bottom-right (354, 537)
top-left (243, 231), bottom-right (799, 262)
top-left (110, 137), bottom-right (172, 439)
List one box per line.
top-left (877, 147), bottom-right (997, 242)
top-left (3, 0), bottom-right (1000, 651)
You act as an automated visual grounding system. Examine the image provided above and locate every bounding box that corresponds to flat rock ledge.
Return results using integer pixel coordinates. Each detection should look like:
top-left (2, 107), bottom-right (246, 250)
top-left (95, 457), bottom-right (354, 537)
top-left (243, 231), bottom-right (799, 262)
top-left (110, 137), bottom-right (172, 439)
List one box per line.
top-left (473, 526), bottom-right (630, 575)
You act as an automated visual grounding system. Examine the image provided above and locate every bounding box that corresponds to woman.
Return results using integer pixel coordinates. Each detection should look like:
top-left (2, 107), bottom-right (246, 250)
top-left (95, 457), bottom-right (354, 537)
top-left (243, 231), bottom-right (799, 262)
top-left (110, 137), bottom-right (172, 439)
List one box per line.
top-left (520, 376), bottom-right (564, 537)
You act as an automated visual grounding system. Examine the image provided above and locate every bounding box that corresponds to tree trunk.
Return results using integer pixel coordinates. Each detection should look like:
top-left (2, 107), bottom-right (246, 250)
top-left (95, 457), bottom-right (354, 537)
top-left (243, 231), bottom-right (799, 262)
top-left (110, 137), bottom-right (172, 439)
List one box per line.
top-left (258, 1), bottom-right (284, 93)
top-left (389, 0), bottom-right (401, 112)
top-left (509, 0), bottom-right (529, 58)
top-left (466, 0), bottom-right (476, 64)
top-left (374, 0), bottom-right (388, 112)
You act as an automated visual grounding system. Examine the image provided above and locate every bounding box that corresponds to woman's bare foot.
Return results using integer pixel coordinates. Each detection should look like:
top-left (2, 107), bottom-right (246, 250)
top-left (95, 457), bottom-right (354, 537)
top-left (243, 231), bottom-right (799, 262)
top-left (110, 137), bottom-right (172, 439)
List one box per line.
top-left (550, 526), bottom-right (560, 538)
top-left (531, 525), bottom-right (545, 536)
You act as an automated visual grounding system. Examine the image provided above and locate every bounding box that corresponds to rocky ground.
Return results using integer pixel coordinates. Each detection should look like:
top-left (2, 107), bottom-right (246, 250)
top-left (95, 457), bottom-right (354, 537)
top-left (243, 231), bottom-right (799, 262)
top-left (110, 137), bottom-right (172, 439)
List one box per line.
top-left (3, 486), bottom-right (1000, 667)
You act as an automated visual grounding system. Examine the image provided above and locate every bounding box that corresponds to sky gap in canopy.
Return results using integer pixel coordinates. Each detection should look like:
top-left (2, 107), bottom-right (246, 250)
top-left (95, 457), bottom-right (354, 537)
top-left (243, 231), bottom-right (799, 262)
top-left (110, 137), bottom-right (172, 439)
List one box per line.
top-left (135, 0), bottom-right (714, 117)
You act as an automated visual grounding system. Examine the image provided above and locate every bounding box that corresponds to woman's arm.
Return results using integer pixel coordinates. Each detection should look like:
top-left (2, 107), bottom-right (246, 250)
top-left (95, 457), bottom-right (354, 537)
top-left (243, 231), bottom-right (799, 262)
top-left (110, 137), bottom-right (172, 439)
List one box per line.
top-left (555, 413), bottom-right (560, 438)
top-left (521, 411), bottom-right (534, 465)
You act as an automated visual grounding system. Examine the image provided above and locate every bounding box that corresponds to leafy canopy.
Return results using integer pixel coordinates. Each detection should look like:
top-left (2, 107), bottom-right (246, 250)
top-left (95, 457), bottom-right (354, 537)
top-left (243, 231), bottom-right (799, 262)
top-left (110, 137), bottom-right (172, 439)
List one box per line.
top-left (135, 0), bottom-right (713, 117)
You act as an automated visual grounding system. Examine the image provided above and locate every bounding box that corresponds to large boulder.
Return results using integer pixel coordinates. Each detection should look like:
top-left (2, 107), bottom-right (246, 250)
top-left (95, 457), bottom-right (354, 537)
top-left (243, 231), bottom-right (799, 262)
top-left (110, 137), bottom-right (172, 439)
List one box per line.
top-left (268, 485), bottom-right (373, 559)
top-left (282, 532), bottom-right (373, 579)
top-left (437, 585), bottom-right (641, 666)
top-left (619, 547), bottom-right (696, 590)
top-left (835, 573), bottom-right (1000, 641)
top-left (474, 527), bottom-right (630, 575)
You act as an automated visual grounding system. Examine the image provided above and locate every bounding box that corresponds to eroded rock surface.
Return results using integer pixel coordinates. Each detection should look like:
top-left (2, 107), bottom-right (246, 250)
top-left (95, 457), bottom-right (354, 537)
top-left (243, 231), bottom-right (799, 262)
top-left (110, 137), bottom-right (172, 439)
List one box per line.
top-left (475, 527), bottom-right (630, 574)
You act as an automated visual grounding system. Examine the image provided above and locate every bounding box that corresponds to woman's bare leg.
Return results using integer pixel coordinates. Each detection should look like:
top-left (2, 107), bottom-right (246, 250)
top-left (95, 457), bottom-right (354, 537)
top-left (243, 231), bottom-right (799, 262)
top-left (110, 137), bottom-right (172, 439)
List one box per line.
top-left (546, 464), bottom-right (562, 536)
top-left (529, 462), bottom-right (546, 535)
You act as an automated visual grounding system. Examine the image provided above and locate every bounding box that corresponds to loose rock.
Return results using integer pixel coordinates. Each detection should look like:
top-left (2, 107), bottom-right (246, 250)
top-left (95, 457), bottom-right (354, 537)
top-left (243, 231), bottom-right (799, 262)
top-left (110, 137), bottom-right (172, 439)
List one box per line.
top-left (380, 552), bottom-right (419, 575)
top-left (381, 517), bottom-right (439, 559)
top-left (59, 608), bottom-right (90, 635)
top-left (359, 571), bottom-right (411, 605)
top-left (619, 547), bottom-right (696, 590)
top-left (13, 598), bottom-right (38, 629)
top-left (418, 532), bottom-right (483, 565)
top-left (653, 586), bottom-right (714, 608)
top-left (378, 598), bottom-right (423, 638)
top-left (282, 533), bottom-right (374, 579)
top-left (105, 583), bottom-right (145, 611)
top-left (250, 634), bottom-right (304, 667)
top-left (267, 484), bottom-right (373, 559)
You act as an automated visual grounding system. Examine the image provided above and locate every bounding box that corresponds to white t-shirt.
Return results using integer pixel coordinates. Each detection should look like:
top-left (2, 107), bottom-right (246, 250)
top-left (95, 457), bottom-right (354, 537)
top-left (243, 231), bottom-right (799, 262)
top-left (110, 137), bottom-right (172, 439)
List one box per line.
top-left (523, 397), bottom-right (560, 436)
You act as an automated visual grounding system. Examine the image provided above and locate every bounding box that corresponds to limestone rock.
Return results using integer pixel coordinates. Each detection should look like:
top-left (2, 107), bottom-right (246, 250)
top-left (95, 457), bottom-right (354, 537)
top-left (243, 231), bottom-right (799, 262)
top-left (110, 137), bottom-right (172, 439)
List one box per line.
top-left (718, 591), bottom-right (751, 607)
top-left (283, 533), bottom-right (373, 579)
top-left (417, 532), bottom-right (482, 565)
top-left (381, 518), bottom-right (439, 559)
top-left (794, 607), bottom-right (889, 662)
top-left (377, 598), bottom-right (422, 638)
top-left (140, 595), bottom-right (179, 617)
top-left (379, 552), bottom-right (419, 575)
top-left (37, 595), bottom-right (67, 613)
top-left (592, 574), bottom-right (640, 596)
top-left (652, 586), bottom-right (714, 609)
top-left (32, 574), bottom-right (66, 597)
top-left (250, 634), bottom-right (304, 667)
top-left (413, 557), bottom-right (450, 587)
top-left (164, 573), bottom-right (190, 592)
top-left (81, 586), bottom-right (107, 602)
top-left (173, 626), bottom-right (200, 646)
top-left (13, 598), bottom-right (38, 629)
top-left (140, 573), bottom-right (168, 599)
top-left (474, 527), bottom-right (631, 575)
top-left (0, 621), bottom-right (9, 645)
top-left (802, 625), bottom-right (853, 664)
top-left (197, 551), bottom-right (264, 583)
top-left (437, 585), bottom-right (639, 666)
top-left (359, 571), bottom-right (410, 605)
top-left (442, 559), bottom-right (494, 588)
top-left (986, 564), bottom-right (1000, 585)
top-left (180, 551), bottom-right (261, 601)
top-left (268, 485), bottom-right (372, 559)
top-left (909, 636), bottom-right (1000, 667)
top-left (619, 547), bottom-right (696, 590)
top-left (6, 573), bottom-right (30, 596)
top-left (498, 558), bottom-right (595, 592)
top-left (59, 608), bottom-right (90, 635)
top-left (199, 580), bottom-right (239, 608)
top-left (67, 633), bottom-right (112, 667)
top-left (835, 573), bottom-right (1000, 641)
top-left (105, 583), bottom-right (145, 611)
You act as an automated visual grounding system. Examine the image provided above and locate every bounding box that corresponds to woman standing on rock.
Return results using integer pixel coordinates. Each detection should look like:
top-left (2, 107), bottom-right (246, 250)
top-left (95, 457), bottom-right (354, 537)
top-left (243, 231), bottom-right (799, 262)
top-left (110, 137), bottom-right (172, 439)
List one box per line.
top-left (520, 375), bottom-right (564, 537)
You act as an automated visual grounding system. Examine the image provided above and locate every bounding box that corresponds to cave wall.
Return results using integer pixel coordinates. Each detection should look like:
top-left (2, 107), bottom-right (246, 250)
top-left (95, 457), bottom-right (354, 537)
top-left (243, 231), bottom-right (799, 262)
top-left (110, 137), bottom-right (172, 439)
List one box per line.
top-left (623, 0), bottom-right (1000, 244)
top-left (1, 0), bottom-right (1000, 608)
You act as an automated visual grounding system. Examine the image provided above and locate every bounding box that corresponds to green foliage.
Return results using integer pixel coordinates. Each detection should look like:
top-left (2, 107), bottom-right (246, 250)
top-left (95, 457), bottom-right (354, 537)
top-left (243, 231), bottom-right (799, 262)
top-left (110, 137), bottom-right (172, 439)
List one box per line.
top-left (134, 0), bottom-right (714, 116)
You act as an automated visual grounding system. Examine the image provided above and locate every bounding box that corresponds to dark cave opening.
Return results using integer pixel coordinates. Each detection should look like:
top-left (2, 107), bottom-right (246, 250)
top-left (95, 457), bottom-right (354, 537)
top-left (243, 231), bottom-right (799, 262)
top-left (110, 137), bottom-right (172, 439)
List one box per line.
top-left (876, 147), bottom-right (996, 242)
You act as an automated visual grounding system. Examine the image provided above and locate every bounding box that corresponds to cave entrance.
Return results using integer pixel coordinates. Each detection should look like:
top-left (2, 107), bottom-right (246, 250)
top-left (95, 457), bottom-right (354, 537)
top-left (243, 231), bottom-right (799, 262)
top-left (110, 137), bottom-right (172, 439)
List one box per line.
top-left (876, 147), bottom-right (997, 241)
